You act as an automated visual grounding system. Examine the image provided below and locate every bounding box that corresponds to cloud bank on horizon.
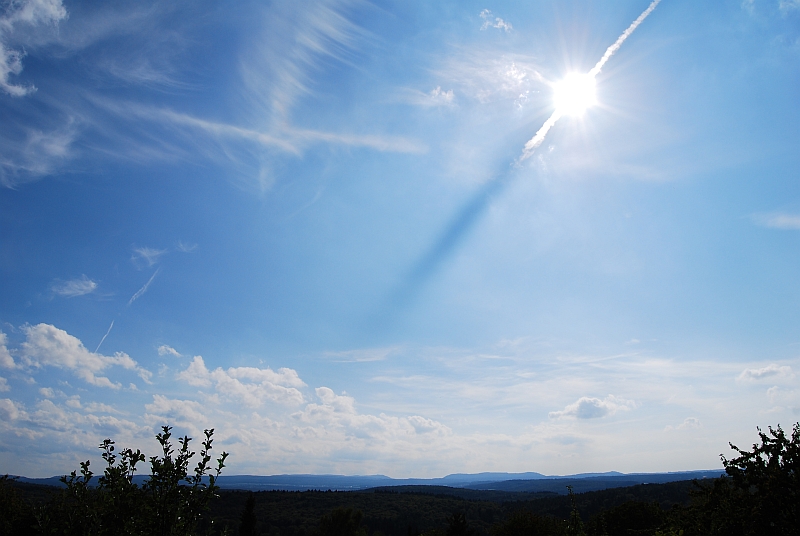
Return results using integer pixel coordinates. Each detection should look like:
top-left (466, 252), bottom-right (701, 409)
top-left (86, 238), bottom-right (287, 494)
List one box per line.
top-left (2, 0), bottom-right (800, 478)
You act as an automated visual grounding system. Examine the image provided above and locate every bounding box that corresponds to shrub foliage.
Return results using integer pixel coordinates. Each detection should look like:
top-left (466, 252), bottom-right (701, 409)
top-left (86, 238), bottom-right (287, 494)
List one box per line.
top-left (33, 426), bottom-right (227, 536)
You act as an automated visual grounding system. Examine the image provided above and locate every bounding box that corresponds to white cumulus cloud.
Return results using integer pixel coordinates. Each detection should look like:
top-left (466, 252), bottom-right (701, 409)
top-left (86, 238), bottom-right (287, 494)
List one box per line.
top-left (549, 395), bottom-right (636, 420)
top-left (20, 323), bottom-right (152, 388)
top-left (291, 387), bottom-right (453, 446)
top-left (177, 355), bottom-right (306, 407)
top-left (0, 332), bottom-right (16, 369)
top-left (738, 364), bottom-right (794, 381)
top-left (144, 394), bottom-right (209, 433)
top-left (0, 397), bottom-right (24, 421)
top-left (0, 0), bottom-right (68, 96)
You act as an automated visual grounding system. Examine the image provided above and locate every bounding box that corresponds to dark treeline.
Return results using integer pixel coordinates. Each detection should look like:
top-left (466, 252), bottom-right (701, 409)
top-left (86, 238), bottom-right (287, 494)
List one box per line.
top-left (205, 479), bottom-right (698, 536)
top-left (2, 423), bottom-right (798, 535)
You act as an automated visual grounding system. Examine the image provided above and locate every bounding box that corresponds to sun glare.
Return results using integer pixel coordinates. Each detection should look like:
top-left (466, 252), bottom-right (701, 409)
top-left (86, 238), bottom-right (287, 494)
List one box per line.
top-left (553, 72), bottom-right (597, 117)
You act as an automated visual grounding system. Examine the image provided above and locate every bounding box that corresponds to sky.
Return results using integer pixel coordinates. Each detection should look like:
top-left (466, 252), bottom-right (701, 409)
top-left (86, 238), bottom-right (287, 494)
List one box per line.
top-left (1, 0), bottom-right (800, 479)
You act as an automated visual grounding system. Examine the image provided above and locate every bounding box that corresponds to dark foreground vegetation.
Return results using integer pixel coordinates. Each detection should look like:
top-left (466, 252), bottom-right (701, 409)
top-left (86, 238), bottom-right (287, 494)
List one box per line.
top-left (1, 423), bottom-right (797, 536)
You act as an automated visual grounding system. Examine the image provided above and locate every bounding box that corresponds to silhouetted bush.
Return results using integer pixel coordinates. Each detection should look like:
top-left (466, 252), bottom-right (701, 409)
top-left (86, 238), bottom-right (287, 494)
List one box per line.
top-left (670, 422), bottom-right (799, 536)
top-left (39, 426), bottom-right (228, 536)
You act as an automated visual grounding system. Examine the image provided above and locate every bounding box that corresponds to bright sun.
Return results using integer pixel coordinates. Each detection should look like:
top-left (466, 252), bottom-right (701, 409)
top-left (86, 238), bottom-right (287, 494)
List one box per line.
top-left (553, 72), bottom-right (597, 117)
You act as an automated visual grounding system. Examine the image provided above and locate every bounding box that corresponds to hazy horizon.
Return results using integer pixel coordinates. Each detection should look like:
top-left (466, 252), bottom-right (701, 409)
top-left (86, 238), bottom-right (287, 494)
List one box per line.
top-left (2, 0), bottom-right (800, 479)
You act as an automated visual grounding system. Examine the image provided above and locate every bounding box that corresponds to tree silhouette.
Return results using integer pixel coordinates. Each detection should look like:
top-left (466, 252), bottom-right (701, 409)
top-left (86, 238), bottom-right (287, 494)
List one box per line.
top-left (681, 422), bottom-right (799, 535)
top-left (316, 507), bottom-right (368, 536)
top-left (238, 493), bottom-right (258, 536)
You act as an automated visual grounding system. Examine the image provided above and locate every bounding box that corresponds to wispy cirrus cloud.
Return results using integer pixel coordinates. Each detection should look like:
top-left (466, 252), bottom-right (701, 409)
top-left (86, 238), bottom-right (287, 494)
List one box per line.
top-left (403, 86), bottom-right (456, 108)
top-left (240, 0), bottom-right (370, 121)
top-left (132, 246), bottom-right (168, 267)
top-left (50, 275), bottom-right (97, 298)
top-left (751, 212), bottom-right (800, 230)
top-left (2, 0), bottom-right (424, 191)
top-left (433, 50), bottom-right (544, 107)
top-left (101, 100), bottom-right (426, 155)
top-left (176, 241), bottom-right (197, 253)
top-left (0, 118), bottom-right (78, 188)
top-left (157, 345), bottom-right (181, 358)
top-left (81, 97), bottom-right (425, 193)
top-left (324, 346), bottom-right (401, 362)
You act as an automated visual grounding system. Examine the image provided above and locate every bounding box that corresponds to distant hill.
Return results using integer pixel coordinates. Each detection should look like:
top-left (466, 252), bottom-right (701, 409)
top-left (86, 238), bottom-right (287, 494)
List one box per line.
top-left (11, 469), bottom-right (724, 493)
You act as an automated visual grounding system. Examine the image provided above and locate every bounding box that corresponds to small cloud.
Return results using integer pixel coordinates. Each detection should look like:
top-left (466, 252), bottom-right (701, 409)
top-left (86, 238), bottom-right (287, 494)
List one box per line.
top-left (132, 246), bottom-right (167, 267)
top-left (738, 364), bottom-right (794, 382)
top-left (428, 86), bottom-right (454, 105)
top-left (158, 345), bottom-right (181, 358)
top-left (766, 385), bottom-right (800, 413)
top-left (50, 275), bottom-right (97, 297)
top-left (780, 0), bottom-right (800, 13)
top-left (408, 415), bottom-right (451, 436)
top-left (665, 417), bottom-right (702, 431)
top-left (39, 387), bottom-right (55, 398)
top-left (479, 9), bottom-right (513, 32)
top-left (176, 241), bottom-right (197, 253)
top-left (549, 395), bottom-right (636, 420)
top-left (0, 377), bottom-right (9, 392)
top-left (323, 346), bottom-right (400, 363)
top-left (83, 402), bottom-right (123, 414)
top-left (403, 86), bottom-right (455, 108)
top-left (751, 212), bottom-right (800, 230)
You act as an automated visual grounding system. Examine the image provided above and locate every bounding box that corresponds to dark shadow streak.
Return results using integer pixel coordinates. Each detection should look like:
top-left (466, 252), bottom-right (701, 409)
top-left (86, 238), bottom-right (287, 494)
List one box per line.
top-left (376, 168), bottom-right (516, 323)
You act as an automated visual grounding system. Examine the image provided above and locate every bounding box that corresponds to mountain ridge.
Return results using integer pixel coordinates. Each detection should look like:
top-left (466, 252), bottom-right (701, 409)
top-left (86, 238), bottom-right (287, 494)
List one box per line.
top-left (10, 469), bottom-right (724, 493)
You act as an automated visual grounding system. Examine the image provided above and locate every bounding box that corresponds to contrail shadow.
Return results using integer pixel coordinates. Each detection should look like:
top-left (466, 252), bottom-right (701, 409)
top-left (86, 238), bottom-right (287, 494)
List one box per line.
top-left (382, 167), bottom-right (515, 314)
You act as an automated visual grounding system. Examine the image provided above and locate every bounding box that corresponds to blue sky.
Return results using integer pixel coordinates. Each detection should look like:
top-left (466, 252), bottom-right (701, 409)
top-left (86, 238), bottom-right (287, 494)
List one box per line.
top-left (1, 0), bottom-right (800, 478)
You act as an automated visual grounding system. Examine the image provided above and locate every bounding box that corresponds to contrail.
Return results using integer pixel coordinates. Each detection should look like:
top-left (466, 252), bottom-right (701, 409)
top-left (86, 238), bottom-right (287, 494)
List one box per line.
top-left (519, 0), bottom-right (661, 163)
top-left (518, 110), bottom-right (562, 162)
top-left (128, 268), bottom-right (160, 305)
top-left (95, 266), bottom-right (162, 352)
top-left (95, 320), bottom-right (114, 353)
top-left (589, 0), bottom-right (662, 78)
